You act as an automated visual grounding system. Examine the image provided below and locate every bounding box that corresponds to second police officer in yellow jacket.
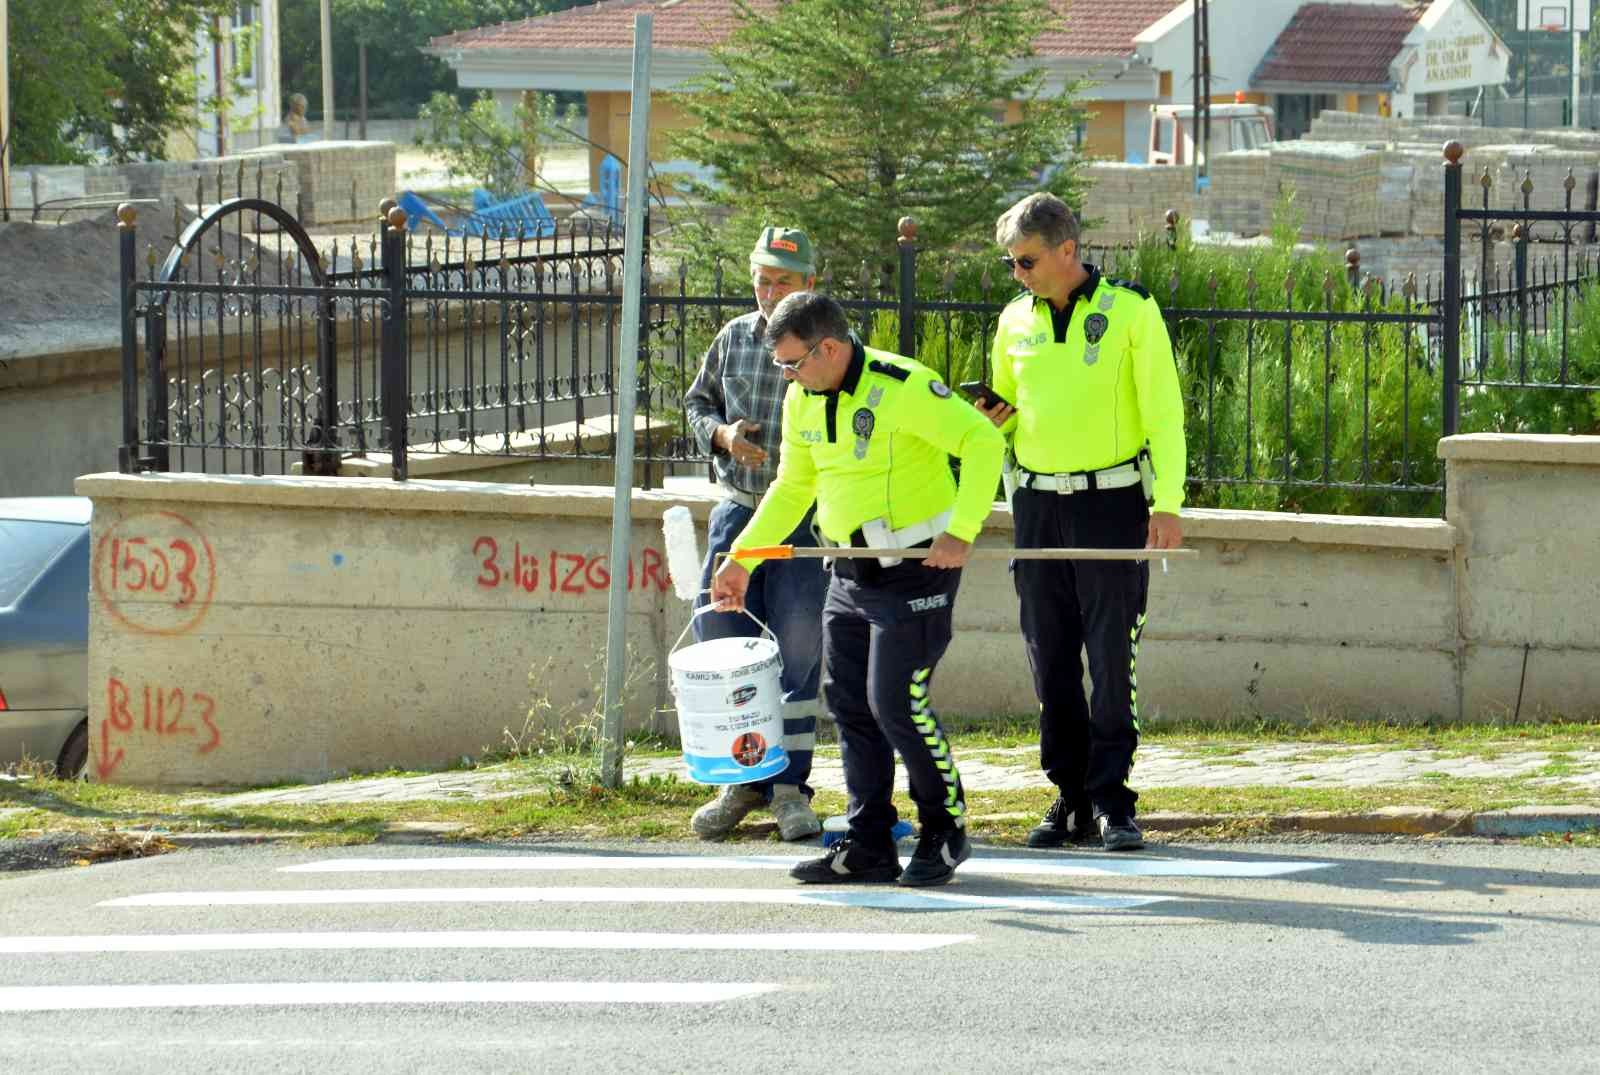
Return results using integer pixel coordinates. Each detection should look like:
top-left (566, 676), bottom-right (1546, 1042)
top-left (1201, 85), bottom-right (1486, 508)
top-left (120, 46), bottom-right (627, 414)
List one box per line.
top-left (982, 192), bottom-right (1187, 853)
top-left (712, 291), bottom-right (1004, 887)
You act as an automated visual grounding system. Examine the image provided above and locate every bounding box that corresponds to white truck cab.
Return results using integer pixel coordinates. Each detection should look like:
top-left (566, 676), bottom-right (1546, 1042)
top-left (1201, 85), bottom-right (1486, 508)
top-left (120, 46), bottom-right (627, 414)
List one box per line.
top-left (1148, 102), bottom-right (1275, 166)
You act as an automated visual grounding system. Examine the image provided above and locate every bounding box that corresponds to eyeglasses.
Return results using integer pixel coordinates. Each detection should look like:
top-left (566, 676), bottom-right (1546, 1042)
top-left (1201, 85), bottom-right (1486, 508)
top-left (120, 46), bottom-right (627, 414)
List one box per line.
top-left (771, 339), bottom-right (823, 372)
top-left (999, 254), bottom-right (1041, 272)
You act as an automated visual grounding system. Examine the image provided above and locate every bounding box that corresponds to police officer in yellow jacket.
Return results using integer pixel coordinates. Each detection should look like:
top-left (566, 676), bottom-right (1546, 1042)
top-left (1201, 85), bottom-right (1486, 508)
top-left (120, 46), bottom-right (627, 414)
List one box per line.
top-left (983, 192), bottom-right (1186, 852)
top-left (712, 291), bottom-right (1005, 887)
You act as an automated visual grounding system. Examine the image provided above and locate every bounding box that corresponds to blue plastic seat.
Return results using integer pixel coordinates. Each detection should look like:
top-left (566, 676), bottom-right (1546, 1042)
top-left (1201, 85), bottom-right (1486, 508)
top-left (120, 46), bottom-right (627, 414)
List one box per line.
top-left (396, 190), bottom-right (463, 236)
top-left (465, 189), bottom-right (557, 239)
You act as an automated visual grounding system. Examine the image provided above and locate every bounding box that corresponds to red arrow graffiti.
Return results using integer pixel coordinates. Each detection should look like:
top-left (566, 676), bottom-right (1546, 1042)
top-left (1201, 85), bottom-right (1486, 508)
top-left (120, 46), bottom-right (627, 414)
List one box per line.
top-left (94, 719), bottom-right (125, 782)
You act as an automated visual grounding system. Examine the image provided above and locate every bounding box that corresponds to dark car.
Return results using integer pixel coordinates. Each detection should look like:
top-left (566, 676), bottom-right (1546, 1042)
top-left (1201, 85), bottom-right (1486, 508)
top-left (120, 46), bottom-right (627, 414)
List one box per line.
top-left (0, 497), bottom-right (91, 778)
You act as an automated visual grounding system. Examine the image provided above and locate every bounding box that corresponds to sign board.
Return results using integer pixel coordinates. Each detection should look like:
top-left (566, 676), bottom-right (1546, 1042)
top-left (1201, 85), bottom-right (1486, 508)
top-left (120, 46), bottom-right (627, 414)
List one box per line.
top-left (1515, 0), bottom-right (1591, 32)
top-left (1401, 0), bottom-right (1513, 94)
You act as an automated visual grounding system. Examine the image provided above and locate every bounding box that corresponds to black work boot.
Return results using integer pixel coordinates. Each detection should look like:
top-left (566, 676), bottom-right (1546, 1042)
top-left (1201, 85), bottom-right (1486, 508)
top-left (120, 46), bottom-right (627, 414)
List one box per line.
top-left (899, 824), bottom-right (971, 887)
top-left (1027, 795), bottom-right (1100, 848)
top-left (790, 838), bottom-right (902, 884)
top-left (1097, 814), bottom-right (1145, 852)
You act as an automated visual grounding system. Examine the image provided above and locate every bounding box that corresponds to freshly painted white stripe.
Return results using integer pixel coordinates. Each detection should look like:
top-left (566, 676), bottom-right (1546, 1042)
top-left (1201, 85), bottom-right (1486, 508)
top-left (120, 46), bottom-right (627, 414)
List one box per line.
top-left (100, 887), bottom-right (1170, 913)
top-left (282, 853), bottom-right (1332, 879)
top-left (0, 930), bottom-right (974, 955)
top-left (0, 981), bottom-right (778, 1013)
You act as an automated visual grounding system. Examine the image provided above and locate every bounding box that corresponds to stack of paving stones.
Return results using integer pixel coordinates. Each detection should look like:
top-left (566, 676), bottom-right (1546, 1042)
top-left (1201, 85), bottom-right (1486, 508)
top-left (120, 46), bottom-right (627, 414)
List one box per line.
top-left (1268, 141), bottom-right (1381, 240)
top-left (1081, 161), bottom-right (1195, 244)
top-left (7, 156), bottom-right (301, 221)
top-left (268, 141), bottom-right (398, 226)
top-left (1208, 149), bottom-right (1271, 236)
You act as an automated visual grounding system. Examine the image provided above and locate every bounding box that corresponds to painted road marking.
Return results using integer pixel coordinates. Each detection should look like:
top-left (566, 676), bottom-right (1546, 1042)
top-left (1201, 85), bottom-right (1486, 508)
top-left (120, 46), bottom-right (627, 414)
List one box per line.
top-left (0, 930), bottom-right (974, 955)
top-left (282, 853), bottom-right (1333, 879)
top-left (0, 981), bottom-right (779, 1012)
top-left (100, 887), bottom-right (1171, 913)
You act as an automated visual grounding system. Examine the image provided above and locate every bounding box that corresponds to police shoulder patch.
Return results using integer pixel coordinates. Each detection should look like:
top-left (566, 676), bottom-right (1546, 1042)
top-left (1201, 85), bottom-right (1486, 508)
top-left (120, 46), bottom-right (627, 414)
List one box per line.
top-left (1104, 276), bottom-right (1152, 300)
top-left (929, 379), bottom-right (951, 398)
top-left (867, 359), bottom-right (911, 382)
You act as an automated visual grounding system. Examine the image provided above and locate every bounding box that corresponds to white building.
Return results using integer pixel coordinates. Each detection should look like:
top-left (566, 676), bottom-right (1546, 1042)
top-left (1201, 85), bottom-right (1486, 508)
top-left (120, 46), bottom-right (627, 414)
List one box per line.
top-left (182, 1), bottom-right (284, 159)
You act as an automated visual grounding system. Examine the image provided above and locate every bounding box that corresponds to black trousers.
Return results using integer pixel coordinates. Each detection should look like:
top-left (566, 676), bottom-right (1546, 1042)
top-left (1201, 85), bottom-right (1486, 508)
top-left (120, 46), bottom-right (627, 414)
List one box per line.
top-left (1012, 483), bottom-right (1149, 819)
top-left (822, 556), bottom-right (965, 847)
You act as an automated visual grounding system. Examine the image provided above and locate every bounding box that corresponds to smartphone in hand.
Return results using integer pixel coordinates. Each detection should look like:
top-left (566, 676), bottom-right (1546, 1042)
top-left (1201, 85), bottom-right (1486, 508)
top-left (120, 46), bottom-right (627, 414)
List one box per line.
top-left (959, 380), bottom-right (1012, 410)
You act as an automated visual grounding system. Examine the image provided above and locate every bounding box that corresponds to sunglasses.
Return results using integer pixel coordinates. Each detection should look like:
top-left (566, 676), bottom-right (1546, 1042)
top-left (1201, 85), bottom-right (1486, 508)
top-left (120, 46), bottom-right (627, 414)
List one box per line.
top-left (999, 254), bottom-right (1041, 272)
top-left (772, 338), bottom-right (823, 372)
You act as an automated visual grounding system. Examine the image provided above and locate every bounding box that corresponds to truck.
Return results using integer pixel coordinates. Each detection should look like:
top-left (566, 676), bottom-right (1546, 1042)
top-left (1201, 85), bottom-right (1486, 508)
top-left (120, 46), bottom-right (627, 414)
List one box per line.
top-left (1147, 102), bottom-right (1275, 167)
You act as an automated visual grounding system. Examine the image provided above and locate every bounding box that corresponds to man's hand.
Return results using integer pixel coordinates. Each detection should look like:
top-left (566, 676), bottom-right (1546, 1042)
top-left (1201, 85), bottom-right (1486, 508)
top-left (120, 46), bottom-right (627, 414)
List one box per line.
top-left (923, 533), bottom-right (972, 569)
top-left (714, 420), bottom-right (768, 468)
top-left (1146, 511), bottom-right (1183, 550)
top-left (710, 556), bottom-right (753, 612)
top-left (977, 400), bottom-right (1015, 428)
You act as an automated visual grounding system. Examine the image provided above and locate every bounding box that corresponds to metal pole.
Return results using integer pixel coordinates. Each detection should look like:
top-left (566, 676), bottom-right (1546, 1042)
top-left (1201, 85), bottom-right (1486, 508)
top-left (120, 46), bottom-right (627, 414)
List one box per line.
top-left (1, 0), bottom-right (11, 222)
top-left (600, 13), bottom-right (653, 789)
top-left (359, 42), bottom-right (368, 141)
top-left (319, 0), bottom-right (335, 141)
top-left (1523, 0), bottom-right (1536, 130)
top-left (117, 206), bottom-right (140, 472)
top-left (1573, 28), bottom-right (1581, 128)
top-left (1442, 142), bottom-right (1462, 439)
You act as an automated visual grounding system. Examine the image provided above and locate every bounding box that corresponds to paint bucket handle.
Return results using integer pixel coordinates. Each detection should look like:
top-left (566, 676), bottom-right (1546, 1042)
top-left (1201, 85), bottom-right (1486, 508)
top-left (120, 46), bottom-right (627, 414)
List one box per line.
top-left (670, 589), bottom-right (775, 653)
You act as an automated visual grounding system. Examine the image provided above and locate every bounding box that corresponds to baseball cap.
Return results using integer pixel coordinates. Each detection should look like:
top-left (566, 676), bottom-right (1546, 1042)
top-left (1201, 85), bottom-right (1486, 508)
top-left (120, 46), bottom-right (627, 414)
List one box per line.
top-left (750, 226), bottom-right (815, 275)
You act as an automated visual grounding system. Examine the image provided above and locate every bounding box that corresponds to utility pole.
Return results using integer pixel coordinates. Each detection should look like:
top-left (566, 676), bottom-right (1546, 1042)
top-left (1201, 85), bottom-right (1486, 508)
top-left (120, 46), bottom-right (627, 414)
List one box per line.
top-left (320, 0), bottom-right (335, 141)
top-left (1, 0), bottom-right (10, 221)
top-left (1193, 0), bottom-right (1212, 190)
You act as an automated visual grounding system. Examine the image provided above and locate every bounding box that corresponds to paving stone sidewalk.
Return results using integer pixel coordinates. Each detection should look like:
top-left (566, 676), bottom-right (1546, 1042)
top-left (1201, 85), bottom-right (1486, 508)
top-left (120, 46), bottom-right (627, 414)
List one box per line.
top-left (197, 743), bottom-right (1600, 808)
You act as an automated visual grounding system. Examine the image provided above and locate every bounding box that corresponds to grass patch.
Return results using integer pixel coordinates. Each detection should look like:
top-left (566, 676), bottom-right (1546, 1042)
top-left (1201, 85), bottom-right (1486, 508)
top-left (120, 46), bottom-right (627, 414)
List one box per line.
top-left (6, 761), bottom-right (1599, 853)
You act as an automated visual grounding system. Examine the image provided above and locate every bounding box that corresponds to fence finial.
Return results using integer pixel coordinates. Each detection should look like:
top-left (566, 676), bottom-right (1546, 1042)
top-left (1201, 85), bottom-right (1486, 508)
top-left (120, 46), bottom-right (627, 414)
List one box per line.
top-left (1443, 141), bottom-right (1464, 166)
top-left (117, 203), bottom-right (138, 230)
top-left (897, 216), bottom-right (918, 244)
top-left (386, 206), bottom-right (408, 233)
top-left (378, 197), bottom-right (397, 222)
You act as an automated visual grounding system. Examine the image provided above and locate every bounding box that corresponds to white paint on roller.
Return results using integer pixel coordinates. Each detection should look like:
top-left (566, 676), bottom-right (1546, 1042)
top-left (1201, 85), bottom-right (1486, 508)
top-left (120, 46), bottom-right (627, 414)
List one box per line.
top-left (100, 886), bottom-right (1170, 913)
top-left (661, 504), bottom-right (703, 602)
top-left (0, 930), bottom-right (974, 954)
top-left (281, 853), bottom-right (1332, 879)
top-left (0, 981), bottom-right (779, 1012)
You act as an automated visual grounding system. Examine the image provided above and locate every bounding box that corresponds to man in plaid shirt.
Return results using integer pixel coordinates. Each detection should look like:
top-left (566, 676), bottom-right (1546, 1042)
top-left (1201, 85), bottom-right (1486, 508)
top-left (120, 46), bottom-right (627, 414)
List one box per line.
top-left (682, 227), bottom-right (826, 841)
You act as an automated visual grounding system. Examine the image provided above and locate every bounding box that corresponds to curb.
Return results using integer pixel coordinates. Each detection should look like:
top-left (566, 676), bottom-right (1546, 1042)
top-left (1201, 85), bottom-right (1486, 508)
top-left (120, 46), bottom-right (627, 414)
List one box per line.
top-left (1133, 806), bottom-right (1600, 838)
top-left (126, 810), bottom-right (1600, 849)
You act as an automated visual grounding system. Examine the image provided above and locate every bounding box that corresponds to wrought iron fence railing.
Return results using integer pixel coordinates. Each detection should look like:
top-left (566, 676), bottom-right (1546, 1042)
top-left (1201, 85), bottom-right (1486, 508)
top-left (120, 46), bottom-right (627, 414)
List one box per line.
top-left (114, 145), bottom-right (1600, 516)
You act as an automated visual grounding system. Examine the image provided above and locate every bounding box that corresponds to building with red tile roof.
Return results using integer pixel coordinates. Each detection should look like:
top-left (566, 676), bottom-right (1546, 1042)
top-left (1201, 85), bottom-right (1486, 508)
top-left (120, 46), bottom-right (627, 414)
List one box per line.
top-left (426, 0), bottom-right (1506, 187)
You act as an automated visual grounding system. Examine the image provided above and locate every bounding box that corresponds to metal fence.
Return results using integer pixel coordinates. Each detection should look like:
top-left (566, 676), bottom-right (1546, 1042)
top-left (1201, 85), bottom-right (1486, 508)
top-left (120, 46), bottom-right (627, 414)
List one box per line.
top-left (114, 146), bottom-right (1600, 515)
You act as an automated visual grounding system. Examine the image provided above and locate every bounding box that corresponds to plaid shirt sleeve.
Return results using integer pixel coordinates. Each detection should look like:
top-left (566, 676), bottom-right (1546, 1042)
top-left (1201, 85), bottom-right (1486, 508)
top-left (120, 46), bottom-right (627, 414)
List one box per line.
top-left (681, 312), bottom-right (788, 494)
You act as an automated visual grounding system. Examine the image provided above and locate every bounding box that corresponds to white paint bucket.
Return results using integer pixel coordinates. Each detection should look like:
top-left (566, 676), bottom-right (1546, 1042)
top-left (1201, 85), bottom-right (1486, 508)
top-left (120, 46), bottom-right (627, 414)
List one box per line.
top-left (668, 632), bottom-right (788, 785)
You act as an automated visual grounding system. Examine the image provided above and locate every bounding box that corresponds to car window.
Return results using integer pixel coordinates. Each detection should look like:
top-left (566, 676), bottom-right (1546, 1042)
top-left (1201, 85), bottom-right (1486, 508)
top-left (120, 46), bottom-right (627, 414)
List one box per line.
top-left (0, 521), bottom-right (80, 605)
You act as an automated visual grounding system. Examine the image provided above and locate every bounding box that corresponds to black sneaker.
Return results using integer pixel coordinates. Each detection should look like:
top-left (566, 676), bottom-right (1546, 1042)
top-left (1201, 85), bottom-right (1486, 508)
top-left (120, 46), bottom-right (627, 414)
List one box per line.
top-left (1027, 796), bottom-right (1099, 848)
top-left (790, 838), bottom-right (902, 884)
top-left (1097, 815), bottom-right (1145, 852)
top-left (899, 825), bottom-right (971, 887)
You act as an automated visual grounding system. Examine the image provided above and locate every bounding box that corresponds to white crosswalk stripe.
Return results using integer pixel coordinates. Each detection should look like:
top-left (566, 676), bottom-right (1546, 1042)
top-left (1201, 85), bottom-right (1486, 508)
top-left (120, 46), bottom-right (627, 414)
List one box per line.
top-left (98, 885), bottom-right (1172, 912)
top-left (280, 853), bottom-right (1333, 879)
top-left (0, 981), bottom-right (780, 1013)
top-left (0, 930), bottom-right (973, 955)
top-left (11, 846), bottom-right (1334, 1024)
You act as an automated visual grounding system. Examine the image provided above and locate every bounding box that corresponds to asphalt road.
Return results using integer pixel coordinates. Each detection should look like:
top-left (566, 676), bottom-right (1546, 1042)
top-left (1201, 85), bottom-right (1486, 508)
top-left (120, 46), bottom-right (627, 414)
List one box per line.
top-left (1, 838), bottom-right (1597, 1073)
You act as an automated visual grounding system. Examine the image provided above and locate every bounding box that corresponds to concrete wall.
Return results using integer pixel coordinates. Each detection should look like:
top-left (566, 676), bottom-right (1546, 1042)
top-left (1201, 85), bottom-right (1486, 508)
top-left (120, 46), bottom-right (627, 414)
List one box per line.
top-left (74, 433), bottom-right (1600, 786)
top-left (1443, 434), bottom-right (1600, 719)
top-left (8, 142), bottom-right (394, 227)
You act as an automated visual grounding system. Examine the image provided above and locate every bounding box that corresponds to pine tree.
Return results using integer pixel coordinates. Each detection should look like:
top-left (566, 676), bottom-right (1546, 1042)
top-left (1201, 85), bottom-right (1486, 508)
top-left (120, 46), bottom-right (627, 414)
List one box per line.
top-left (667, 0), bottom-right (1086, 278)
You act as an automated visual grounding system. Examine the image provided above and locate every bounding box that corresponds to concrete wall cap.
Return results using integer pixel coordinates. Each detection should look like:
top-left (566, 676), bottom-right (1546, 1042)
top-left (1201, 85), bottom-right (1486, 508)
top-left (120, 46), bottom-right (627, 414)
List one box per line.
top-left (75, 473), bottom-right (1457, 551)
top-left (74, 471), bottom-right (714, 523)
top-left (1438, 433), bottom-right (1600, 466)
